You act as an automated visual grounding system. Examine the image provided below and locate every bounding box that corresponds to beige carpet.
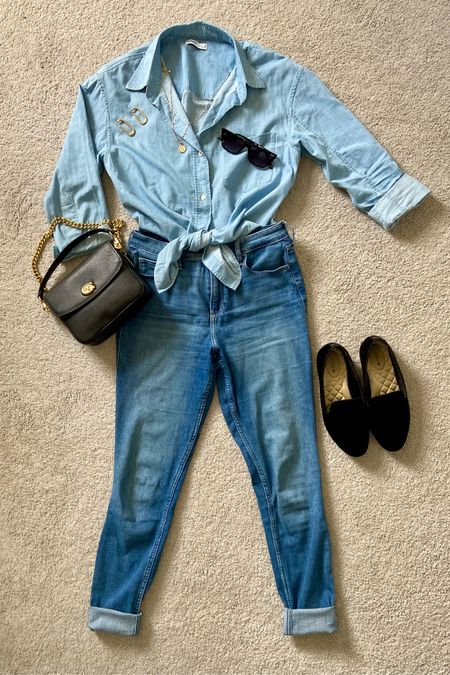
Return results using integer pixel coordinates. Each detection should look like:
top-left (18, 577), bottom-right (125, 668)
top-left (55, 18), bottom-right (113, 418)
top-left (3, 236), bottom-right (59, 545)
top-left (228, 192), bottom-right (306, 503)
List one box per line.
top-left (1, 1), bottom-right (449, 674)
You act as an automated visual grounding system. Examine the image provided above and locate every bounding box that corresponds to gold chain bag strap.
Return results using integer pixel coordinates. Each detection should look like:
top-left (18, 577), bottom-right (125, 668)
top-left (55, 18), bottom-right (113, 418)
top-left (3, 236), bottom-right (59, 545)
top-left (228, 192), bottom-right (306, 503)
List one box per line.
top-left (32, 216), bottom-right (151, 345)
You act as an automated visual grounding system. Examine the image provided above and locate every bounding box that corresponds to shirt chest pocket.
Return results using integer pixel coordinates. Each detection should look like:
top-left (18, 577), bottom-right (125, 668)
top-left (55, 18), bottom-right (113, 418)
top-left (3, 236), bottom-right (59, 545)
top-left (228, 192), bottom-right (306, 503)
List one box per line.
top-left (222, 131), bottom-right (278, 193)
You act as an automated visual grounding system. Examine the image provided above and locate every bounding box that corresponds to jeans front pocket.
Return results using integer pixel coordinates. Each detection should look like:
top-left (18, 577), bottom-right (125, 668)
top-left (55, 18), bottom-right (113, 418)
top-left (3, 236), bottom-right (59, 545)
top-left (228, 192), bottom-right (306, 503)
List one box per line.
top-left (128, 247), bottom-right (157, 277)
top-left (242, 238), bottom-right (290, 275)
top-left (222, 131), bottom-right (278, 193)
top-left (127, 247), bottom-right (159, 300)
top-left (283, 241), bottom-right (308, 314)
top-left (137, 253), bottom-right (157, 278)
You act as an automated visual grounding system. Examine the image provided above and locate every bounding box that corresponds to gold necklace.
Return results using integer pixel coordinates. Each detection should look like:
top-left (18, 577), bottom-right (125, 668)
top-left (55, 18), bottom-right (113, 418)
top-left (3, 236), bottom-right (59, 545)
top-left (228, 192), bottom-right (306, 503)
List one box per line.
top-left (161, 60), bottom-right (205, 153)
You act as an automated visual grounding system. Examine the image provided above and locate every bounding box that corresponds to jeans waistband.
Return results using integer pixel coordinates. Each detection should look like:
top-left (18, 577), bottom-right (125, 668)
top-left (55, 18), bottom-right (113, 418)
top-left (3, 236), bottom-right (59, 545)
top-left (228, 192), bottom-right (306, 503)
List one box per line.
top-left (127, 220), bottom-right (293, 260)
top-left (234, 219), bottom-right (292, 255)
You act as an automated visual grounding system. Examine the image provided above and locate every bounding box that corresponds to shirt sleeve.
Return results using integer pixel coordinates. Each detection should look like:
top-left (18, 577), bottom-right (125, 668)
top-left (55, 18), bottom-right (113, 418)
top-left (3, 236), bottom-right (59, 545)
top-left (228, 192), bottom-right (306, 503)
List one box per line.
top-left (288, 64), bottom-right (431, 230)
top-left (43, 74), bottom-right (113, 260)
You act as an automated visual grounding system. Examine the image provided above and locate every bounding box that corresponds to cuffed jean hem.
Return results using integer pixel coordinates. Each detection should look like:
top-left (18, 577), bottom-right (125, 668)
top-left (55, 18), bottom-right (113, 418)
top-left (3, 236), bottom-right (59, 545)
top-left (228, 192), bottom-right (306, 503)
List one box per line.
top-left (282, 606), bottom-right (337, 635)
top-left (88, 606), bottom-right (142, 636)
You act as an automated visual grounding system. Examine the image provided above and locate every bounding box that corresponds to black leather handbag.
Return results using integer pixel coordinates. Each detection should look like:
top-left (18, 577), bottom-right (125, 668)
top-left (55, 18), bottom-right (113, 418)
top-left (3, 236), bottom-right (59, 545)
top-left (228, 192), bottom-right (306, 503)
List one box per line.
top-left (32, 217), bottom-right (152, 345)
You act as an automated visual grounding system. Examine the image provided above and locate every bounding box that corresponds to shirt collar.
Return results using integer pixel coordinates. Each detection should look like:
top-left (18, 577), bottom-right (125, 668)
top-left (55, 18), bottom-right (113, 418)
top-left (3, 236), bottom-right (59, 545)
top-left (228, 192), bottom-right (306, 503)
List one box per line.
top-left (124, 20), bottom-right (266, 103)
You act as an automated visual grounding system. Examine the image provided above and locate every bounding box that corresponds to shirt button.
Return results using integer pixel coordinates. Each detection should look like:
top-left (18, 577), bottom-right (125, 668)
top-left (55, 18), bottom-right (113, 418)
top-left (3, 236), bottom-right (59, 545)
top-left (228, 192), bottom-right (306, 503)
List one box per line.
top-left (199, 193), bottom-right (207, 201)
top-left (197, 150), bottom-right (204, 156)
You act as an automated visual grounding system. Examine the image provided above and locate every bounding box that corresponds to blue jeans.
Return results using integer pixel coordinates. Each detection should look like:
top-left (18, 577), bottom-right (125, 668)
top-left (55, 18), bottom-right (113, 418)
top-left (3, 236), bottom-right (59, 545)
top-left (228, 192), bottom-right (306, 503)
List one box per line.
top-left (87, 218), bottom-right (337, 636)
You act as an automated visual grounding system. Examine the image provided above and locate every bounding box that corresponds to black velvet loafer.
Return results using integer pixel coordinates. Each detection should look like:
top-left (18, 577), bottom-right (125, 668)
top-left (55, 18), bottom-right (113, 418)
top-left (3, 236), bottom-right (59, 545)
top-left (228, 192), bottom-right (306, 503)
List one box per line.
top-left (316, 342), bottom-right (369, 457)
top-left (359, 336), bottom-right (410, 452)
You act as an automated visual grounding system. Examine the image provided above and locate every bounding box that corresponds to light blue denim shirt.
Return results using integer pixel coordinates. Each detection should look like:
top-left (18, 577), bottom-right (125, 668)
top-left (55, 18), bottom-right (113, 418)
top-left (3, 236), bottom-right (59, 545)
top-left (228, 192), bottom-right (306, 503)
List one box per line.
top-left (43, 19), bottom-right (431, 294)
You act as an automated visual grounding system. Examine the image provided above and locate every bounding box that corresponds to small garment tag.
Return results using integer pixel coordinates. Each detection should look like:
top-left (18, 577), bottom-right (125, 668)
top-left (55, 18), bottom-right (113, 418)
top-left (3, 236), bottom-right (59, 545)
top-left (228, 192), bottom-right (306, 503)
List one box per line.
top-left (185, 39), bottom-right (208, 50)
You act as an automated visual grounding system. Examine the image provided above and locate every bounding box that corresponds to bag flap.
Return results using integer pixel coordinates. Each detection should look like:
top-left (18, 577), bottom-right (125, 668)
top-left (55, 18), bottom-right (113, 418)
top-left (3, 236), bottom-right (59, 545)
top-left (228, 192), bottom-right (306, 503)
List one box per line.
top-left (44, 242), bottom-right (124, 317)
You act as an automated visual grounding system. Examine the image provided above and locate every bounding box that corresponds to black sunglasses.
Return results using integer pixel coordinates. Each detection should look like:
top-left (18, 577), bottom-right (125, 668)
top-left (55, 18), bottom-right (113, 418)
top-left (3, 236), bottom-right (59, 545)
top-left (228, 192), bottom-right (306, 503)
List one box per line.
top-left (218, 127), bottom-right (277, 169)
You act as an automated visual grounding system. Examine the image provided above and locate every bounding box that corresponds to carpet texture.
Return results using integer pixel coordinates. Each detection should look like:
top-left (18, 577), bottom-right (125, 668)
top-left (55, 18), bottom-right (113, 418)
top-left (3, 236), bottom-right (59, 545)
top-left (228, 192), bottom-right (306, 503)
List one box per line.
top-left (1, 1), bottom-right (449, 673)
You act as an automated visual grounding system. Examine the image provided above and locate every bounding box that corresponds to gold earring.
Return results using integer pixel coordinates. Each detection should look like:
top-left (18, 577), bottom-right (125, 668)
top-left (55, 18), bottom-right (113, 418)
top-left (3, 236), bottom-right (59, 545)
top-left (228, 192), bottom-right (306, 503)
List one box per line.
top-left (116, 118), bottom-right (136, 136)
top-left (130, 106), bottom-right (148, 125)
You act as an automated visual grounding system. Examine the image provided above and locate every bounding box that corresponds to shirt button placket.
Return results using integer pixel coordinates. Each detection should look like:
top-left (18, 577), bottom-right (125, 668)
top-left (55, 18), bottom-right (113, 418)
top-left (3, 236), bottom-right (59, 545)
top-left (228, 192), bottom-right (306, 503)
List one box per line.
top-left (194, 145), bottom-right (211, 230)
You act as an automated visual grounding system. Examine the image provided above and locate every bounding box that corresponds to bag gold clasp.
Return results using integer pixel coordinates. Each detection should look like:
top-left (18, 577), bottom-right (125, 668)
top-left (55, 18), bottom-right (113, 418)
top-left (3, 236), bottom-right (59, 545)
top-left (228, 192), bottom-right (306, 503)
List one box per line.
top-left (81, 281), bottom-right (96, 296)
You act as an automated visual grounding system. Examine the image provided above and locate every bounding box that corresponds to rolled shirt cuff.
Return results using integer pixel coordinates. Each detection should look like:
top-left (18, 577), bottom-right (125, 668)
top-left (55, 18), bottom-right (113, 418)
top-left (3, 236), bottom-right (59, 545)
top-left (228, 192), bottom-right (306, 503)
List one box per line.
top-left (367, 173), bottom-right (431, 230)
top-left (88, 605), bottom-right (142, 636)
top-left (283, 606), bottom-right (337, 635)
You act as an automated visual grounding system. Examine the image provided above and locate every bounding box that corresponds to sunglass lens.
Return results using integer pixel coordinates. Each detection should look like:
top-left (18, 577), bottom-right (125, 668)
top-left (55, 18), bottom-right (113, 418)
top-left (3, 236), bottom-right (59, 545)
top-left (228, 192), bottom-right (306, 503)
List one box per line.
top-left (221, 132), bottom-right (246, 154)
top-left (248, 146), bottom-right (271, 168)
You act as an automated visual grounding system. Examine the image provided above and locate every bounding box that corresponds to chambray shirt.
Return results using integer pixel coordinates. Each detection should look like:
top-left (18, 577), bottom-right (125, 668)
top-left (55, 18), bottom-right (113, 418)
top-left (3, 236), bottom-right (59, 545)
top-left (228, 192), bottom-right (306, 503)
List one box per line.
top-left (43, 19), bottom-right (431, 294)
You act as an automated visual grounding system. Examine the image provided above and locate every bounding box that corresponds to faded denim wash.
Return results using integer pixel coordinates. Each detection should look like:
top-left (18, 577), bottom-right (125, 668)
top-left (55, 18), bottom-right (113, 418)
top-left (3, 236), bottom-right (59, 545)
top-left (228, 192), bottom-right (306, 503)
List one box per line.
top-left (88, 218), bottom-right (337, 636)
top-left (42, 19), bottom-right (431, 637)
top-left (43, 20), bottom-right (430, 296)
